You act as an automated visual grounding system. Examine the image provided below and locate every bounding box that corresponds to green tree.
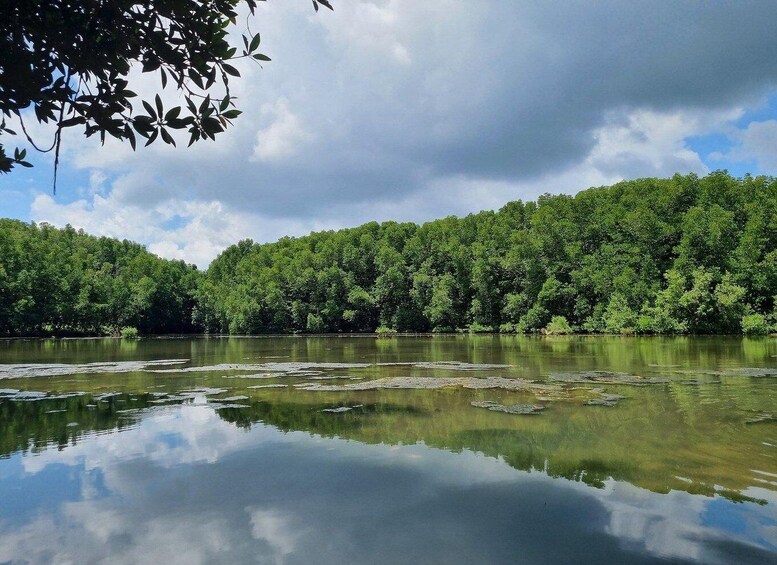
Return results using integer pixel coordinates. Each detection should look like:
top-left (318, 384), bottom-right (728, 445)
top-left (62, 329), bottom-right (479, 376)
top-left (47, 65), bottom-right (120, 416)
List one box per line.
top-left (191, 172), bottom-right (777, 336)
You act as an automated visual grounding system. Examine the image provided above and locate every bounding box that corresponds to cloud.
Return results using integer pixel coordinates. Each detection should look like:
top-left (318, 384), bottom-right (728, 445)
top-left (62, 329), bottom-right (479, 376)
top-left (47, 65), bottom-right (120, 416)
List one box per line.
top-left (28, 105), bottom-right (732, 266)
top-left (8, 1), bottom-right (777, 263)
top-left (711, 119), bottom-right (777, 171)
top-left (252, 98), bottom-right (313, 161)
top-left (29, 192), bottom-right (339, 267)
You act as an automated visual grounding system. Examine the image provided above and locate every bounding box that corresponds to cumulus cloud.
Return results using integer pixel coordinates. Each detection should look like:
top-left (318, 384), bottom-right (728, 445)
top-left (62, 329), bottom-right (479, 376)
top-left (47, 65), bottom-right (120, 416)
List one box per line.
top-left (30, 192), bottom-right (339, 267)
top-left (252, 98), bottom-right (313, 161)
top-left (7, 1), bottom-right (777, 264)
top-left (711, 119), bottom-right (777, 171)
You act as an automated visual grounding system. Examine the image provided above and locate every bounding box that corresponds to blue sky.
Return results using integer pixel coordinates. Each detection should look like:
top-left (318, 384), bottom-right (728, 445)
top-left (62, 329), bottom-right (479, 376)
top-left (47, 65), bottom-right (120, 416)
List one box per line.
top-left (2, 1), bottom-right (777, 267)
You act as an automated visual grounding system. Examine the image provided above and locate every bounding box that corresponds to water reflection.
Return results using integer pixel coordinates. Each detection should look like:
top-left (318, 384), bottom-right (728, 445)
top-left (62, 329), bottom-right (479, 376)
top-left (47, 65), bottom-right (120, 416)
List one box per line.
top-left (1, 336), bottom-right (776, 563)
top-left (1, 403), bottom-right (775, 564)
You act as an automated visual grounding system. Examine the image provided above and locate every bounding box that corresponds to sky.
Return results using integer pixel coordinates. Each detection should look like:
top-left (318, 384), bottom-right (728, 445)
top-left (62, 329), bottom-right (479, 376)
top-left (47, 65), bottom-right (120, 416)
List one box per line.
top-left (2, 0), bottom-right (777, 268)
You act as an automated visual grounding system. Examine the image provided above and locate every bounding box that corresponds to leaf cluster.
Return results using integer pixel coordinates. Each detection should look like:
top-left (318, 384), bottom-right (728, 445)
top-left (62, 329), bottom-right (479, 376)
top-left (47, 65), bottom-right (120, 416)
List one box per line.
top-left (0, 0), bottom-right (332, 179)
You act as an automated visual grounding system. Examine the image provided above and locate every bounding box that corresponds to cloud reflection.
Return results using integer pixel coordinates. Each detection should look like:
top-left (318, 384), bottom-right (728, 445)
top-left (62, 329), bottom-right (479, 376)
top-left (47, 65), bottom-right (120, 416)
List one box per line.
top-left (0, 404), bottom-right (774, 564)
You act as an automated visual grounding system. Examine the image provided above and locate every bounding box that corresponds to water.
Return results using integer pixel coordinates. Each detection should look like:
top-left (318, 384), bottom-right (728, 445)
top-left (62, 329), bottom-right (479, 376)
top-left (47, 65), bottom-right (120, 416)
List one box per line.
top-left (0, 335), bottom-right (776, 564)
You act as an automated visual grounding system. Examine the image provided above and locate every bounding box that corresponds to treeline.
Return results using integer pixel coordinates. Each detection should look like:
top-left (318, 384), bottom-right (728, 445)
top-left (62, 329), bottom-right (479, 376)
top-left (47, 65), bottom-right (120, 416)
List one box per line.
top-left (2, 172), bottom-right (776, 337)
top-left (198, 172), bottom-right (777, 335)
top-left (0, 220), bottom-right (199, 336)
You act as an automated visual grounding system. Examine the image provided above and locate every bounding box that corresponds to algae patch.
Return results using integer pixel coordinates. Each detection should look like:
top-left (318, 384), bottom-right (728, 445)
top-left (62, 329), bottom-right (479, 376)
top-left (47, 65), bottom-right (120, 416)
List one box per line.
top-left (471, 400), bottom-right (545, 415)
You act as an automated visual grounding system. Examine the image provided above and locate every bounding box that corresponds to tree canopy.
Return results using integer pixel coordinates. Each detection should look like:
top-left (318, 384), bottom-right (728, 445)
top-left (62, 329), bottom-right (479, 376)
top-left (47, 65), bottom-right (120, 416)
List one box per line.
top-left (0, 219), bottom-right (200, 336)
top-left (0, 0), bottom-right (332, 183)
top-left (197, 172), bottom-right (777, 336)
top-left (4, 172), bottom-right (774, 337)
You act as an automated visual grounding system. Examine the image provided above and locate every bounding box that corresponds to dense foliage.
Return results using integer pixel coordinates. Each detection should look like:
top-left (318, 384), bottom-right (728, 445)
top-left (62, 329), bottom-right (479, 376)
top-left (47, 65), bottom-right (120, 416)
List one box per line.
top-left (198, 172), bottom-right (777, 335)
top-left (0, 219), bottom-right (199, 336)
top-left (2, 172), bottom-right (776, 336)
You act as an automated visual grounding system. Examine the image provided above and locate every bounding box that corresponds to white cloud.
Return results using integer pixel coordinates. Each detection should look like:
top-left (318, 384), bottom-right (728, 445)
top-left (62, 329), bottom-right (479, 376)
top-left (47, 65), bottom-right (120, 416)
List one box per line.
top-left (29, 189), bottom-right (340, 267)
top-left (6, 0), bottom-right (777, 261)
top-left (712, 119), bottom-right (777, 171)
top-left (247, 508), bottom-right (299, 562)
top-left (25, 105), bottom-right (749, 267)
top-left (252, 97), bottom-right (312, 161)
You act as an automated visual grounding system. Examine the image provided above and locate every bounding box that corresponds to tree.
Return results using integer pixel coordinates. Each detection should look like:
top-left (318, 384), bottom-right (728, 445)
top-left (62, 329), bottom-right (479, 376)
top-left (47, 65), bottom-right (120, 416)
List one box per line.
top-left (0, 0), bottom-right (332, 185)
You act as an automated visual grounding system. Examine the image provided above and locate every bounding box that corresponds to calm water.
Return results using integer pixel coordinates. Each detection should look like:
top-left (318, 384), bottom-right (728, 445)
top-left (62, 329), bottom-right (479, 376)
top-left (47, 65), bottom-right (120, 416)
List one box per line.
top-left (1, 335), bottom-right (776, 564)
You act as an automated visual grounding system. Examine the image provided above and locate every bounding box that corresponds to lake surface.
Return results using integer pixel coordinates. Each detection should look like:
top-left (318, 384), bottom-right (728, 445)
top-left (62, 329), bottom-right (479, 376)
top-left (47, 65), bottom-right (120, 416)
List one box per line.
top-left (0, 335), bottom-right (776, 564)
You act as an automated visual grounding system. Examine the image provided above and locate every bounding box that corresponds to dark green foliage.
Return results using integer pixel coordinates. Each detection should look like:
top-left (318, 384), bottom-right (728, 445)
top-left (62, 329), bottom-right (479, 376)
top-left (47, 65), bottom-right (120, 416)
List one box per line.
top-left (0, 0), bottom-right (332, 178)
top-left (3, 172), bottom-right (776, 336)
top-left (198, 172), bottom-right (777, 335)
top-left (0, 220), bottom-right (199, 336)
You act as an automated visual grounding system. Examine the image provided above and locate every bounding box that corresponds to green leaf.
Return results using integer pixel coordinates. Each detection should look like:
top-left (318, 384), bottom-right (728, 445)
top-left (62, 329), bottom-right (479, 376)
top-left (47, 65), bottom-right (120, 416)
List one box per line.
top-left (253, 54), bottom-right (271, 62)
top-left (60, 116), bottom-right (85, 128)
top-left (164, 107), bottom-right (181, 121)
top-left (125, 125), bottom-right (137, 150)
top-left (223, 63), bottom-right (240, 77)
top-left (155, 94), bottom-right (163, 117)
top-left (249, 33), bottom-right (261, 53)
top-left (142, 58), bottom-right (161, 73)
top-left (145, 128), bottom-right (159, 146)
top-left (142, 101), bottom-right (156, 119)
top-left (160, 128), bottom-right (176, 146)
top-left (188, 69), bottom-right (204, 89)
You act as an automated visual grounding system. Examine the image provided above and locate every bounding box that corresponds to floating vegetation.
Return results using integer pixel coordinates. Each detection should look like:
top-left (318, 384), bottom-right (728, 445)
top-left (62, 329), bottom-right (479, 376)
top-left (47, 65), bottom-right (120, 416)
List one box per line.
top-left (295, 376), bottom-right (560, 394)
top-left (322, 405), bottom-right (364, 414)
top-left (0, 359), bottom-right (189, 379)
top-left (667, 367), bottom-right (777, 378)
top-left (153, 361), bottom-right (371, 375)
top-left (213, 395), bottom-right (249, 402)
top-left (471, 400), bottom-right (545, 415)
top-left (0, 390), bottom-right (54, 401)
top-left (221, 373), bottom-right (289, 380)
top-left (181, 387), bottom-right (228, 396)
top-left (725, 368), bottom-right (777, 378)
top-left (376, 361), bottom-right (512, 371)
top-left (148, 396), bottom-right (192, 405)
top-left (247, 384), bottom-right (288, 389)
top-left (548, 371), bottom-right (670, 385)
top-left (152, 363), bottom-right (271, 374)
top-left (585, 394), bottom-right (627, 407)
